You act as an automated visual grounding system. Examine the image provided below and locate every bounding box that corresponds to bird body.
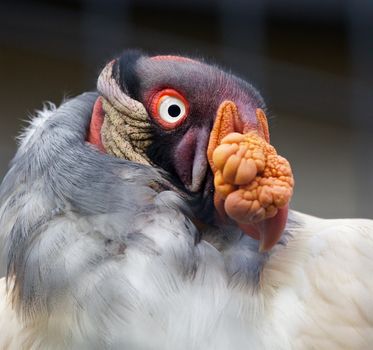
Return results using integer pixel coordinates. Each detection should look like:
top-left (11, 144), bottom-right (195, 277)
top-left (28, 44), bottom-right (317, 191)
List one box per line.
top-left (0, 52), bottom-right (372, 349)
top-left (1, 193), bottom-right (372, 349)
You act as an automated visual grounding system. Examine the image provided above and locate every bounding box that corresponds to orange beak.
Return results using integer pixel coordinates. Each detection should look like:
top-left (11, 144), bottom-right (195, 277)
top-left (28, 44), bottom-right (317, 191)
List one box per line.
top-left (207, 101), bottom-right (294, 252)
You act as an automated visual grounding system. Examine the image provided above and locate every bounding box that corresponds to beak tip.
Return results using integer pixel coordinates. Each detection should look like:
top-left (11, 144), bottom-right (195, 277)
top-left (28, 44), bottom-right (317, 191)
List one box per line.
top-left (258, 237), bottom-right (273, 253)
top-left (258, 240), bottom-right (266, 253)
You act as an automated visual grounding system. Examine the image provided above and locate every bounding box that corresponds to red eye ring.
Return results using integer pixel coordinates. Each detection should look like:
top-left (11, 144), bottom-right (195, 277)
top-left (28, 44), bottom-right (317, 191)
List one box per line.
top-left (149, 89), bottom-right (189, 130)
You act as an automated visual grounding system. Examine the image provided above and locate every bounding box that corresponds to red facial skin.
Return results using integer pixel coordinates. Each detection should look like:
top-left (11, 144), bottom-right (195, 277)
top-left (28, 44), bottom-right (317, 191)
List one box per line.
top-left (87, 97), bottom-right (105, 151)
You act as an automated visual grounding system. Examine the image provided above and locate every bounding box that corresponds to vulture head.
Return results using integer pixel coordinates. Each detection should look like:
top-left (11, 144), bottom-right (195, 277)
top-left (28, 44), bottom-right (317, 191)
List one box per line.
top-left (88, 50), bottom-right (293, 251)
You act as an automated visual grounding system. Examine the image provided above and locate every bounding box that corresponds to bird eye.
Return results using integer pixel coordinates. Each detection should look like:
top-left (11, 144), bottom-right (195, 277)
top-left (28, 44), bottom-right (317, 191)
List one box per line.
top-left (159, 96), bottom-right (185, 122)
top-left (150, 89), bottom-right (189, 130)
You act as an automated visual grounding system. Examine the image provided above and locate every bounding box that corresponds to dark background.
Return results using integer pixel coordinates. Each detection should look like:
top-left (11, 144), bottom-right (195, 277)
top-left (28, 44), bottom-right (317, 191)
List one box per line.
top-left (1, 0), bottom-right (372, 218)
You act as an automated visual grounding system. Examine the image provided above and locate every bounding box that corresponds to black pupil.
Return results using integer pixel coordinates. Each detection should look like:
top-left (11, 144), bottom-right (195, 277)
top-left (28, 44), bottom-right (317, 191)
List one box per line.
top-left (168, 104), bottom-right (181, 118)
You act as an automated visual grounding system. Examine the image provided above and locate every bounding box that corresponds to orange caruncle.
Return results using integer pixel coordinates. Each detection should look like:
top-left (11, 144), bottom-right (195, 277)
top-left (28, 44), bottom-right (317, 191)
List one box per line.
top-left (212, 132), bottom-right (294, 224)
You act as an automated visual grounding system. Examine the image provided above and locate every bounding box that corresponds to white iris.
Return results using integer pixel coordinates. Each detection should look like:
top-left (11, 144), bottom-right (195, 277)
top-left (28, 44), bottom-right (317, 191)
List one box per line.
top-left (158, 96), bottom-right (186, 124)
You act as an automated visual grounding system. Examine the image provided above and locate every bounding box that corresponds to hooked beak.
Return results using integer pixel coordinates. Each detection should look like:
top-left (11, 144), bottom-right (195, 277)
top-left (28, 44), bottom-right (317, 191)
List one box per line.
top-left (207, 101), bottom-right (293, 252)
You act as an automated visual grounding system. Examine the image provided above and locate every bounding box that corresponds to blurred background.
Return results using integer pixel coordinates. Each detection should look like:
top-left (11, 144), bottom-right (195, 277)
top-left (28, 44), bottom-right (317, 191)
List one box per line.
top-left (0, 0), bottom-right (372, 218)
